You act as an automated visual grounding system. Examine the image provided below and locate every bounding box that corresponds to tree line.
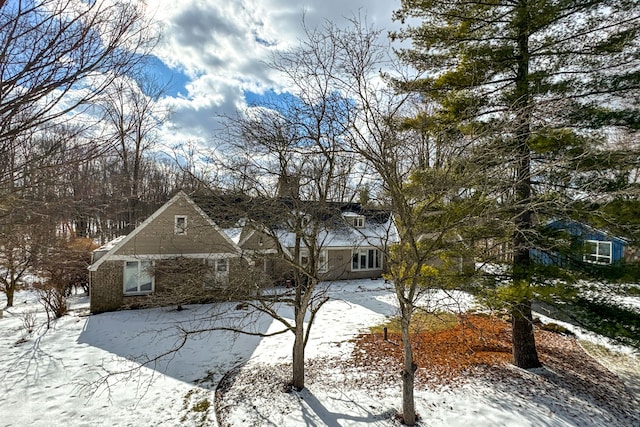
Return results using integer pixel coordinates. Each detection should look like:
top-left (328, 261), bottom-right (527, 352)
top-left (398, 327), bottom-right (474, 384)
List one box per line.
top-left (0, 0), bottom-right (199, 308)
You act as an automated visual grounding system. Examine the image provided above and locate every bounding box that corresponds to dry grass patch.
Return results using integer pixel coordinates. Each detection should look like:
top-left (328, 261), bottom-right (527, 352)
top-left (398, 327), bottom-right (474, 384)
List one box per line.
top-left (369, 311), bottom-right (459, 335)
top-left (353, 314), bottom-right (516, 386)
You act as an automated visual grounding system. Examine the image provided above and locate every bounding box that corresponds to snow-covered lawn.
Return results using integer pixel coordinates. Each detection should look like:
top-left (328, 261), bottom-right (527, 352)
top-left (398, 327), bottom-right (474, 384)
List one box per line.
top-left (0, 280), bottom-right (638, 426)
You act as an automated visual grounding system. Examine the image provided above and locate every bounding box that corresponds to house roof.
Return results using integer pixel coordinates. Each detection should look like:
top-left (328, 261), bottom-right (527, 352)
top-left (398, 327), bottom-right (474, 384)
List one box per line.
top-left (546, 219), bottom-right (629, 244)
top-left (88, 191), bottom-right (243, 271)
top-left (273, 212), bottom-right (398, 249)
top-left (190, 191), bottom-right (398, 249)
top-left (191, 192), bottom-right (393, 226)
top-left (222, 227), bottom-right (243, 245)
top-left (88, 191), bottom-right (399, 273)
top-left (94, 235), bottom-right (127, 253)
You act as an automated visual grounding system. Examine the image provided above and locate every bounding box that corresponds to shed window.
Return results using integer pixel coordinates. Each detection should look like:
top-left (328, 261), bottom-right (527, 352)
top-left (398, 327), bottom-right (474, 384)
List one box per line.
top-left (175, 215), bottom-right (187, 235)
top-left (584, 240), bottom-right (612, 264)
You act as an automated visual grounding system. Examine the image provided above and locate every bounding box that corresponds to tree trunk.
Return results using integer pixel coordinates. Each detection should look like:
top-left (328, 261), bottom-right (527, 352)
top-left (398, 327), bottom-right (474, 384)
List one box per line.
top-left (510, 0), bottom-right (540, 370)
top-left (511, 300), bottom-right (541, 368)
top-left (291, 234), bottom-right (306, 391)
top-left (127, 196), bottom-right (138, 234)
top-left (292, 313), bottom-right (306, 391)
top-left (401, 310), bottom-right (416, 425)
top-left (75, 217), bottom-right (88, 238)
top-left (6, 284), bottom-right (14, 307)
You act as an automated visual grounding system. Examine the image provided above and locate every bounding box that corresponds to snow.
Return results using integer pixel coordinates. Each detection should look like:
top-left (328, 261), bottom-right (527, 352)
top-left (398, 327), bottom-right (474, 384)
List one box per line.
top-left (579, 281), bottom-right (640, 314)
top-left (0, 279), bottom-right (638, 426)
top-left (93, 235), bottom-right (127, 252)
top-left (222, 227), bottom-right (243, 245)
top-left (533, 311), bottom-right (638, 357)
top-left (275, 215), bottom-right (399, 249)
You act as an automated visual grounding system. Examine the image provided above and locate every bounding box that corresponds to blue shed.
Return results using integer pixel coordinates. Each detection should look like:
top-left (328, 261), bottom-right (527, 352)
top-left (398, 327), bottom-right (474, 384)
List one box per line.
top-left (531, 220), bottom-right (627, 266)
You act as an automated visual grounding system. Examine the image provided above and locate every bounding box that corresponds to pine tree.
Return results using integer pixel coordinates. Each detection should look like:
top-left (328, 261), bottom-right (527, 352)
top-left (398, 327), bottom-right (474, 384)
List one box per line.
top-left (393, 0), bottom-right (640, 368)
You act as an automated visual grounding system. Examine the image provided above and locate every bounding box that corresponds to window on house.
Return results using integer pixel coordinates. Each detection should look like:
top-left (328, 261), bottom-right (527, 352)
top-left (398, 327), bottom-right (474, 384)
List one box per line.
top-left (584, 240), bottom-right (612, 264)
top-left (318, 250), bottom-right (328, 273)
top-left (204, 258), bottom-right (229, 273)
top-left (300, 249), bottom-right (310, 267)
top-left (175, 215), bottom-right (187, 235)
top-left (123, 260), bottom-right (153, 294)
top-left (300, 249), bottom-right (328, 273)
top-left (353, 216), bottom-right (365, 228)
top-left (204, 258), bottom-right (229, 288)
top-left (352, 248), bottom-right (381, 271)
top-left (215, 258), bottom-right (228, 273)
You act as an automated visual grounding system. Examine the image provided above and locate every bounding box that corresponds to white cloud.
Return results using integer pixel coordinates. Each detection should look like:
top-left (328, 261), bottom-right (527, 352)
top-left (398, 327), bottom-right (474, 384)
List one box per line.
top-left (145, 0), bottom-right (399, 148)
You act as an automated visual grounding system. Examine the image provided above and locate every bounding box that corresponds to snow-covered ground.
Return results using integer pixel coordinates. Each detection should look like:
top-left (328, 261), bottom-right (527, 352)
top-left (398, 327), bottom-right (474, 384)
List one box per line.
top-left (0, 279), bottom-right (638, 426)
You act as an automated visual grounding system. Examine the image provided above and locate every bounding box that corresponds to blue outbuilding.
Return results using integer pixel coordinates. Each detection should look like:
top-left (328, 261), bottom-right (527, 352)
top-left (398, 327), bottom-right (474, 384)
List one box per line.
top-left (531, 220), bottom-right (627, 266)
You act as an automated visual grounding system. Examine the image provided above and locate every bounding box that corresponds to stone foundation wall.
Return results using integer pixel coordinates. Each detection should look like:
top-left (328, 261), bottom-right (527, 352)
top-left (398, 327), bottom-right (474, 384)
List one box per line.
top-left (89, 261), bottom-right (123, 313)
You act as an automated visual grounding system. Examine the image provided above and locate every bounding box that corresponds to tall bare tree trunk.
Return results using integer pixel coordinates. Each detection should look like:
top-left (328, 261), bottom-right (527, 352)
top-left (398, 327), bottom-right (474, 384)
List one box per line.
top-left (5, 280), bottom-right (15, 307)
top-left (292, 307), bottom-right (306, 391)
top-left (401, 307), bottom-right (416, 425)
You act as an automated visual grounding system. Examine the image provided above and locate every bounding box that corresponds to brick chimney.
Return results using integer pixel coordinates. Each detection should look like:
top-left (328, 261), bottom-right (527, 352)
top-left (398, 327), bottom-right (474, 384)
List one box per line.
top-left (277, 174), bottom-right (300, 199)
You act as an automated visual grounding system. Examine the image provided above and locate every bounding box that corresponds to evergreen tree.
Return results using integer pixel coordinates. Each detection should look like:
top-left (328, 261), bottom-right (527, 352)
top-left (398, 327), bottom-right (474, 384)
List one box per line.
top-left (393, 0), bottom-right (640, 368)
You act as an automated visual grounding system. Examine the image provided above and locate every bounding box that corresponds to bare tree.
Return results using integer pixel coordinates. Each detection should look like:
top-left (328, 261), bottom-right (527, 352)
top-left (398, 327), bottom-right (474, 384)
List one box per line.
top-left (100, 75), bottom-right (169, 233)
top-left (0, 1), bottom-right (167, 297)
top-left (0, 0), bottom-right (156, 146)
top-left (222, 115), bottom-right (353, 391)
top-left (36, 237), bottom-right (96, 325)
top-left (340, 23), bottom-right (476, 426)
top-left (197, 32), bottom-right (363, 390)
top-left (272, 18), bottom-right (478, 425)
top-left (0, 125), bottom-right (74, 307)
top-left (0, 0), bottom-right (158, 238)
top-left (0, 218), bottom-right (43, 307)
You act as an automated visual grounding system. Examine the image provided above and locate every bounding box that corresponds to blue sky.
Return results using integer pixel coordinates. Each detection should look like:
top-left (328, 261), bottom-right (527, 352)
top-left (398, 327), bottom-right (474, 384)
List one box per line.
top-left (145, 0), bottom-right (401, 148)
top-left (146, 56), bottom-right (191, 98)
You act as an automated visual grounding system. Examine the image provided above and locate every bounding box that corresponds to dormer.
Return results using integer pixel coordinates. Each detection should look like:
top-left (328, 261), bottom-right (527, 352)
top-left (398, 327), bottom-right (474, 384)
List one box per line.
top-left (343, 212), bottom-right (365, 228)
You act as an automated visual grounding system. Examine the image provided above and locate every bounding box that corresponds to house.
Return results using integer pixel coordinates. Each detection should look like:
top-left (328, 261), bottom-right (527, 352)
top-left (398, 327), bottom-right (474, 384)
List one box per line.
top-left (88, 192), bottom-right (248, 313)
top-left (272, 206), bottom-right (398, 282)
top-left (89, 191), bottom-right (398, 313)
top-left (531, 219), bottom-right (628, 267)
top-left (193, 196), bottom-right (399, 283)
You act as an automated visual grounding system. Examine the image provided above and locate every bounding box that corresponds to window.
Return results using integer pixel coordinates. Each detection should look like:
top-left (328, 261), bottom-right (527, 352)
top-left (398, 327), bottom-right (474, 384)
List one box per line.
top-left (215, 258), bottom-right (228, 273)
top-left (352, 248), bottom-right (381, 271)
top-left (204, 258), bottom-right (229, 288)
top-left (204, 258), bottom-right (229, 273)
top-left (123, 260), bottom-right (153, 294)
top-left (318, 250), bottom-right (328, 273)
top-left (300, 249), bottom-right (328, 273)
top-left (175, 215), bottom-right (187, 235)
top-left (300, 249), bottom-right (309, 267)
top-left (353, 216), bottom-right (365, 228)
top-left (584, 240), bottom-right (612, 264)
